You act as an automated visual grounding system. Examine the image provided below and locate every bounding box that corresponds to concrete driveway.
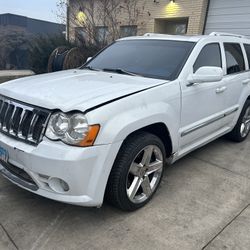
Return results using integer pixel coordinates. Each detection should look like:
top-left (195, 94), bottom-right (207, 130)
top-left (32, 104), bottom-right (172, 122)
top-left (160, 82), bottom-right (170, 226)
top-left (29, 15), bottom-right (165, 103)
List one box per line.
top-left (1, 137), bottom-right (250, 250)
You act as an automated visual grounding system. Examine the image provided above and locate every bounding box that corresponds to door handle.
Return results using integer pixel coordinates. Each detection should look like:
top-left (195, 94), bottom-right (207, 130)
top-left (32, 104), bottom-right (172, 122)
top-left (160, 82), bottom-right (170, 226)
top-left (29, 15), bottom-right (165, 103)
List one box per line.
top-left (242, 79), bottom-right (250, 85)
top-left (216, 86), bottom-right (227, 94)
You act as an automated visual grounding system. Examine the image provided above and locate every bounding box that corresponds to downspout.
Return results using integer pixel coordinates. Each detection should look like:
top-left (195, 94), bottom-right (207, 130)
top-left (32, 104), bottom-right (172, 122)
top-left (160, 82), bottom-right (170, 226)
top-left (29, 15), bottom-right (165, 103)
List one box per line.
top-left (202, 0), bottom-right (211, 34)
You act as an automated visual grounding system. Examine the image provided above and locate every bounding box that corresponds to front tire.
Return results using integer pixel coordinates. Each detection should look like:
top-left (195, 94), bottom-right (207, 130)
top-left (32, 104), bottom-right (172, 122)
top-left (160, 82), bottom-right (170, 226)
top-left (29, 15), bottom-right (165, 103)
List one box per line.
top-left (105, 132), bottom-right (166, 211)
top-left (227, 100), bottom-right (250, 142)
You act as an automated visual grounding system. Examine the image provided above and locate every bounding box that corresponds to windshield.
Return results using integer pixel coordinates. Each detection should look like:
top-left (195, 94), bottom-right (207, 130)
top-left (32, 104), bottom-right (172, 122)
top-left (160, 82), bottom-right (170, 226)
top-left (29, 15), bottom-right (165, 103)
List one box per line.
top-left (84, 39), bottom-right (195, 80)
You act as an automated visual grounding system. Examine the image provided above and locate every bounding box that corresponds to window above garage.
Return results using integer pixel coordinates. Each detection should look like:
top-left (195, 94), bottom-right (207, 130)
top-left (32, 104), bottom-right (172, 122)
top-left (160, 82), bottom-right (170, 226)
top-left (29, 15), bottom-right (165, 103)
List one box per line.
top-left (154, 17), bottom-right (189, 35)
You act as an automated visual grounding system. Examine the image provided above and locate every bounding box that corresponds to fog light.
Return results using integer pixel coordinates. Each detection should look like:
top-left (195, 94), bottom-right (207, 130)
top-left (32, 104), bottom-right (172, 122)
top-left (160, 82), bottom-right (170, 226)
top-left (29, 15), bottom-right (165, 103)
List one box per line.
top-left (48, 177), bottom-right (69, 193)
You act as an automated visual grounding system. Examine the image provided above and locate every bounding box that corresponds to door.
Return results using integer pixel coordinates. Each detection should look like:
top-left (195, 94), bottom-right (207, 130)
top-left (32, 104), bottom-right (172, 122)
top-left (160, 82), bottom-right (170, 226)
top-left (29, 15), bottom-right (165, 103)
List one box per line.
top-left (244, 43), bottom-right (250, 85)
top-left (179, 43), bottom-right (227, 152)
top-left (221, 42), bottom-right (249, 127)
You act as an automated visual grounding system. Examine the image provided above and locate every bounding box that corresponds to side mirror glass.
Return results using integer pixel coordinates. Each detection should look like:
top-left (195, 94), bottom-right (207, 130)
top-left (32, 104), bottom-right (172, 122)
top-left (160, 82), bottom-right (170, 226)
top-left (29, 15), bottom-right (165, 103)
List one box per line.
top-left (187, 66), bottom-right (223, 86)
top-left (86, 57), bottom-right (92, 63)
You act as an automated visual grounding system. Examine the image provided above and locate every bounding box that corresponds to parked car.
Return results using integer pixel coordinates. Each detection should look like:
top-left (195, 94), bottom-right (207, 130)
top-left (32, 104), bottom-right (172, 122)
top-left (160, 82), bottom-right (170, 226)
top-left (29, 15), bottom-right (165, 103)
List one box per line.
top-left (0, 32), bottom-right (250, 211)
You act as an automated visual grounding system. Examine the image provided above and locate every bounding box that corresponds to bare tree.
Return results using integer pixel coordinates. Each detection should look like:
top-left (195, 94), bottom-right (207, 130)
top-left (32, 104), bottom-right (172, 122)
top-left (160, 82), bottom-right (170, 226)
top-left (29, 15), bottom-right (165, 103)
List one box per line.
top-left (56, 0), bottom-right (148, 47)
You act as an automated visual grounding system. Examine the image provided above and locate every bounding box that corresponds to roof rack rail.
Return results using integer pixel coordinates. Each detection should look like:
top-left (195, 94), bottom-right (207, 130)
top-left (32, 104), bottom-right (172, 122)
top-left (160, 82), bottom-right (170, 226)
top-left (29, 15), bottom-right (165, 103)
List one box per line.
top-left (209, 32), bottom-right (246, 38)
top-left (144, 33), bottom-right (172, 37)
top-left (144, 33), bottom-right (154, 36)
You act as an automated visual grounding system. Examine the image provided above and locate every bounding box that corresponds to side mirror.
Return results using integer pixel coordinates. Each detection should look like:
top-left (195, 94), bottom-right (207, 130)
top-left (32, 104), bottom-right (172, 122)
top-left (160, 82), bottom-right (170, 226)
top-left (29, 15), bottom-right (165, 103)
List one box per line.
top-left (187, 66), bottom-right (223, 86)
top-left (86, 57), bottom-right (92, 63)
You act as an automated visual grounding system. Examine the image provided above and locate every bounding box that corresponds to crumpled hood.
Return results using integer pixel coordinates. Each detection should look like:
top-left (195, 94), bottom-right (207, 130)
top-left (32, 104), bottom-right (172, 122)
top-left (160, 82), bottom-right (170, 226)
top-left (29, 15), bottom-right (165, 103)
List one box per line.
top-left (0, 69), bottom-right (167, 112)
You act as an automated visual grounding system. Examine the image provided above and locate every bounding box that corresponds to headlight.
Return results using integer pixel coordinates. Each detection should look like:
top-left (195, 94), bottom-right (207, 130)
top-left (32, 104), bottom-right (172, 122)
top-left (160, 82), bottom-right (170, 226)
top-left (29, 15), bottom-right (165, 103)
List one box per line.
top-left (46, 112), bottom-right (100, 146)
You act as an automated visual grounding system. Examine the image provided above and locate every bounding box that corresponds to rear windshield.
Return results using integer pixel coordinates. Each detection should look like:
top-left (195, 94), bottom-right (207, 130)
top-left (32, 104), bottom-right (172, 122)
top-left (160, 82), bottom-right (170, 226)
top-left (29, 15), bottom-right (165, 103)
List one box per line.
top-left (85, 40), bottom-right (195, 80)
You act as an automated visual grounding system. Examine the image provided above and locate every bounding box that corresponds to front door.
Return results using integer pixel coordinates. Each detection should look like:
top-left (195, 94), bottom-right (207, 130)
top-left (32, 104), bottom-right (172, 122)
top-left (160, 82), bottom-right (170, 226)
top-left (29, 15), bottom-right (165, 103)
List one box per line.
top-left (179, 43), bottom-right (227, 154)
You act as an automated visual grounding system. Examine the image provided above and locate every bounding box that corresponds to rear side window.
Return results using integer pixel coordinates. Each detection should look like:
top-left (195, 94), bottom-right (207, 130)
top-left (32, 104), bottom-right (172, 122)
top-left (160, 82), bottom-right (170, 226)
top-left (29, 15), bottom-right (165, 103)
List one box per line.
top-left (224, 43), bottom-right (245, 74)
top-left (193, 43), bottom-right (222, 73)
top-left (244, 44), bottom-right (250, 67)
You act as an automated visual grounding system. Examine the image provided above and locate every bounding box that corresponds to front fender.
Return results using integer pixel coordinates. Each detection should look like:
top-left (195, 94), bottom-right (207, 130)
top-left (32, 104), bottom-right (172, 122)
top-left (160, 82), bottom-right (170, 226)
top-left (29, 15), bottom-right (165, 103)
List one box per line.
top-left (89, 99), bottom-right (180, 153)
top-left (110, 104), bottom-right (176, 145)
top-left (86, 81), bottom-right (181, 152)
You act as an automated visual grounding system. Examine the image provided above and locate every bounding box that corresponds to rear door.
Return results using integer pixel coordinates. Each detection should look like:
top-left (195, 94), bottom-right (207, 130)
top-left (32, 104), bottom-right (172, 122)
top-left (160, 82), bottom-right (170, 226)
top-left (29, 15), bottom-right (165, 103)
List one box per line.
top-left (244, 43), bottom-right (250, 85)
top-left (221, 42), bottom-right (249, 126)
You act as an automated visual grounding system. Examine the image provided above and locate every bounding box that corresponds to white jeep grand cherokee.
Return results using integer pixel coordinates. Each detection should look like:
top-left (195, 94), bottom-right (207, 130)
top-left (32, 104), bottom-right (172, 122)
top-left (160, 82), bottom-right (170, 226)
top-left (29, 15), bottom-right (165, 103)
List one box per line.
top-left (0, 32), bottom-right (250, 211)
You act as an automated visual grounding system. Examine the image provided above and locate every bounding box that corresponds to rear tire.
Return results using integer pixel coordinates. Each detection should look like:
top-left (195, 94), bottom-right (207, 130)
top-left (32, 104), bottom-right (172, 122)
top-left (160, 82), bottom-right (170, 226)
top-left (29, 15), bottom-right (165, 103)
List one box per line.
top-left (227, 100), bottom-right (250, 142)
top-left (105, 132), bottom-right (166, 211)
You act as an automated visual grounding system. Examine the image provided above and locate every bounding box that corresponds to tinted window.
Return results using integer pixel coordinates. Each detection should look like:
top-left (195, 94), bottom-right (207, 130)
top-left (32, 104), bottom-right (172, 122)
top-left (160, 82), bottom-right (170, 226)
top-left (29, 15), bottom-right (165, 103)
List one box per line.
top-left (224, 43), bottom-right (245, 74)
top-left (193, 43), bottom-right (222, 72)
top-left (244, 44), bottom-right (250, 67)
top-left (86, 40), bottom-right (195, 80)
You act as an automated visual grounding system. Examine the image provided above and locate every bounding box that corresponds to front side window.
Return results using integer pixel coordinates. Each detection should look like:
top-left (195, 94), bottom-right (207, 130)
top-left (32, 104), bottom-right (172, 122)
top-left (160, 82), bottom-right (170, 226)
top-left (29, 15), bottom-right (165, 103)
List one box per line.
top-left (85, 40), bottom-right (195, 80)
top-left (193, 43), bottom-right (222, 72)
top-left (224, 43), bottom-right (245, 74)
top-left (244, 44), bottom-right (250, 68)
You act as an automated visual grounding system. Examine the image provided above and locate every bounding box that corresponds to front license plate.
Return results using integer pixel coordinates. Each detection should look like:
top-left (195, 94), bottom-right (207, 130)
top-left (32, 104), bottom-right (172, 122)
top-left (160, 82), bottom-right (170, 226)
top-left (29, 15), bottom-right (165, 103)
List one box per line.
top-left (0, 146), bottom-right (9, 163)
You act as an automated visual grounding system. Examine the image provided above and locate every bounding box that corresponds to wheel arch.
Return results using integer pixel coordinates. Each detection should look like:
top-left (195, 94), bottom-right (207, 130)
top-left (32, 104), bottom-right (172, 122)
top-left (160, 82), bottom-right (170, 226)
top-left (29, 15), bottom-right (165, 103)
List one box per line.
top-left (122, 122), bottom-right (173, 157)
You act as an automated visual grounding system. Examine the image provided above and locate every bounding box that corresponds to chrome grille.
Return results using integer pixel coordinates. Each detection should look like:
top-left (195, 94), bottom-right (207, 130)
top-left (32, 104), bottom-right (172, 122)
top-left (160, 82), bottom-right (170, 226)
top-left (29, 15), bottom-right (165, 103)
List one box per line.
top-left (0, 95), bottom-right (51, 145)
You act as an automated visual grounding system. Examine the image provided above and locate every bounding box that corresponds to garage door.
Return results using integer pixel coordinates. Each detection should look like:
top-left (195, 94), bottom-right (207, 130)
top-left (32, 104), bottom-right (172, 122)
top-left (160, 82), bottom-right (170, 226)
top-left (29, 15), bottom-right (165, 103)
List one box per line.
top-left (204, 0), bottom-right (250, 38)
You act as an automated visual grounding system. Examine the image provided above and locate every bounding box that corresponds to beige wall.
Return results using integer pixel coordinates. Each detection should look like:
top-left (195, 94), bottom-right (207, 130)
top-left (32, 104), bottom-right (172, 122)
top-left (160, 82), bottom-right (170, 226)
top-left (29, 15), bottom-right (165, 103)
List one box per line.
top-left (137, 0), bottom-right (209, 35)
top-left (68, 0), bottom-right (209, 41)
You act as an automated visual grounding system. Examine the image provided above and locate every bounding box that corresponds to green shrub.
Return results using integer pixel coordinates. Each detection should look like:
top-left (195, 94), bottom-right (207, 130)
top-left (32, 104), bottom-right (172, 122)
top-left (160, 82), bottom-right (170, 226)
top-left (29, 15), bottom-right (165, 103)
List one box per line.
top-left (29, 35), bottom-right (73, 74)
top-left (0, 27), bottom-right (32, 70)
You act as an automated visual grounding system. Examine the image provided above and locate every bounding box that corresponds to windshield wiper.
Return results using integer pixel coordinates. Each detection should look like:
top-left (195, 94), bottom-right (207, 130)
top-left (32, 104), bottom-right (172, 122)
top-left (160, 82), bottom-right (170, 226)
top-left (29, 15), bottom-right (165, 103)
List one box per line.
top-left (102, 68), bottom-right (138, 76)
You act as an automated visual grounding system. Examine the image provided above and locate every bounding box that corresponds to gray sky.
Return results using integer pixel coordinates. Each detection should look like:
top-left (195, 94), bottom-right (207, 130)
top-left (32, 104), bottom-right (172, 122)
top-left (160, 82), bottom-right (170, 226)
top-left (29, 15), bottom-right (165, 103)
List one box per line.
top-left (0, 0), bottom-right (61, 23)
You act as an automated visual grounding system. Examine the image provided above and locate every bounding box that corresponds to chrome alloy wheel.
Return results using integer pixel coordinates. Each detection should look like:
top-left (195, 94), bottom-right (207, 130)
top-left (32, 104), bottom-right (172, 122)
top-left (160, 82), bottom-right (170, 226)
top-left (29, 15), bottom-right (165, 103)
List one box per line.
top-left (126, 145), bottom-right (164, 204)
top-left (240, 107), bottom-right (250, 138)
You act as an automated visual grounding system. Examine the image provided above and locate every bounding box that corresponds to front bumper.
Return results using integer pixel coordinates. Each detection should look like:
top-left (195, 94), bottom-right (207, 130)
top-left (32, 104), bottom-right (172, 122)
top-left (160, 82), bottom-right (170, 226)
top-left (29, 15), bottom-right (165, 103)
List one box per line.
top-left (0, 133), bottom-right (122, 207)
